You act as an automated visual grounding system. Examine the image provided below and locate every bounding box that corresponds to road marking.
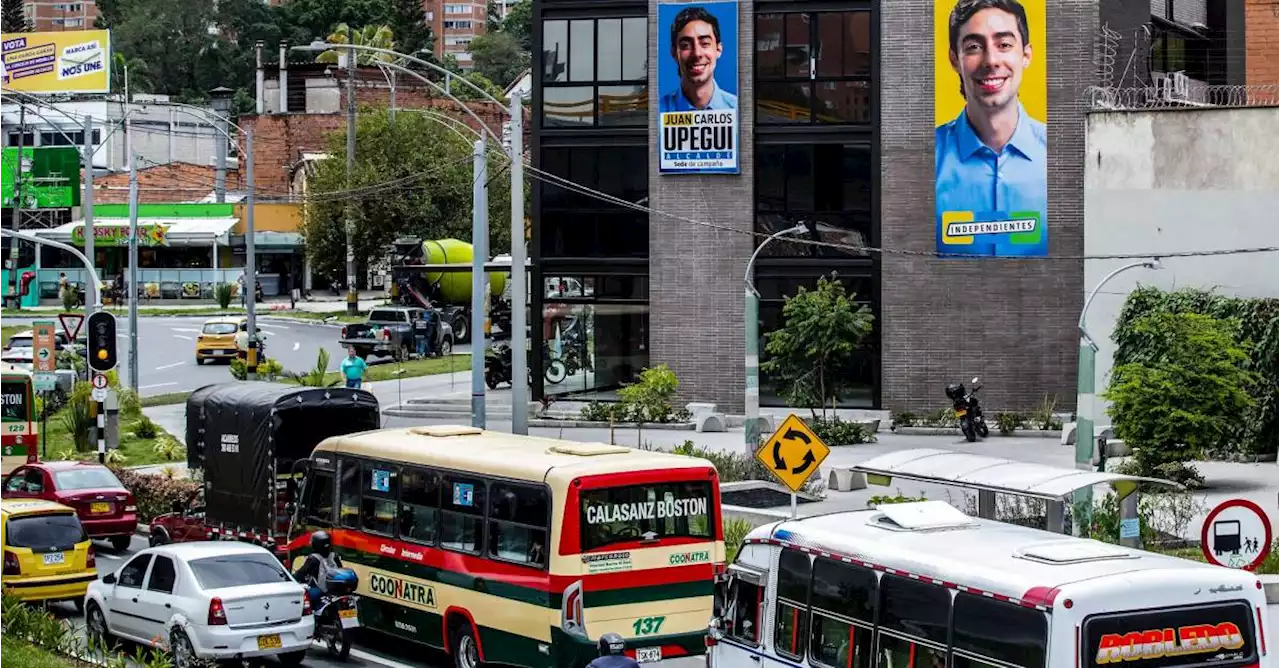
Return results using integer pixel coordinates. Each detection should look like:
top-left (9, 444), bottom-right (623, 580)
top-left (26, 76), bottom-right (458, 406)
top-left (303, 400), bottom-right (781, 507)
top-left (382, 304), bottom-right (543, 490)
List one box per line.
top-left (293, 342), bottom-right (300, 351)
top-left (311, 642), bottom-right (418, 668)
top-left (173, 335), bottom-right (192, 341)
top-left (259, 323), bottom-right (290, 330)
top-left (171, 328), bottom-right (201, 333)
top-left (155, 361), bottom-right (184, 371)
top-left (139, 382), bottom-right (178, 390)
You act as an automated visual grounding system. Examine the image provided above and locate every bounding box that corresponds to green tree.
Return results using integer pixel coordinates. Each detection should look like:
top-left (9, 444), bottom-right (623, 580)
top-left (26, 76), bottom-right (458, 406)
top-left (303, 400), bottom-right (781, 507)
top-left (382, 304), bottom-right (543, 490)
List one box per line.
top-left (2, 2), bottom-right (31, 32)
top-left (385, 0), bottom-right (433, 58)
top-left (761, 273), bottom-right (875, 417)
top-left (500, 0), bottom-right (532, 52)
top-left (277, 0), bottom-right (389, 44)
top-left (1105, 312), bottom-right (1256, 486)
top-left (300, 109), bottom-right (513, 280)
top-left (469, 31), bottom-right (529, 89)
top-left (317, 23), bottom-right (397, 65)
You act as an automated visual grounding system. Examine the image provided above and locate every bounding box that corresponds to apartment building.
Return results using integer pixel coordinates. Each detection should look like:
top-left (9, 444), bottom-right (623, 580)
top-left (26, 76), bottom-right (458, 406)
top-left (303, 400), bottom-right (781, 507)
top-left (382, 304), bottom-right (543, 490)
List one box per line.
top-left (424, 0), bottom-right (486, 68)
top-left (22, 0), bottom-right (99, 31)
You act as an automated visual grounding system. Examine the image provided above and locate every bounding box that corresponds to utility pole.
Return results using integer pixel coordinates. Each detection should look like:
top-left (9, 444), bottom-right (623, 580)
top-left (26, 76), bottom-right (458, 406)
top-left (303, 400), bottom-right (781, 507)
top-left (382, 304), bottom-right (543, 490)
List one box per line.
top-left (509, 94), bottom-right (528, 434)
top-left (245, 130), bottom-right (258, 377)
top-left (470, 138), bottom-right (487, 429)
top-left (82, 115), bottom-right (95, 314)
top-left (211, 87), bottom-right (231, 204)
top-left (6, 105), bottom-right (25, 309)
top-left (344, 24), bottom-right (358, 315)
top-left (127, 151), bottom-right (139, 391)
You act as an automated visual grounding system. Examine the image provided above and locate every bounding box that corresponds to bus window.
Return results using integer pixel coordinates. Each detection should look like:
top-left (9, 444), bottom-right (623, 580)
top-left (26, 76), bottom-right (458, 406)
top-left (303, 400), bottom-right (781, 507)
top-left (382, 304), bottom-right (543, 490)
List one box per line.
top-left (951, 592), bottom-right (1048, 668)
top-left (361, 464), bottom-right (398, 536)
top-left (726, 578), bottom-right (763, 645)
top-left (399, 467), bottom-right (441, 545)
top-left (441, 474), bottom-right (486, 554)
top-left (487, 483), bottom-right (549, 567)
top-left (303, 470), bottom-right (335, 525)
top-left (1083, 601), bottom-right (1256, 668)
top-left (809, 557), bottom-right (875, 668)
top-left (338, 460), bottom-right (361, 528)
top-left (875, 574), bottom-right (949, 668)
top-left (773, 548), bottom-right (810, 660)
top-left (579, 480), bottom-right (713, 550)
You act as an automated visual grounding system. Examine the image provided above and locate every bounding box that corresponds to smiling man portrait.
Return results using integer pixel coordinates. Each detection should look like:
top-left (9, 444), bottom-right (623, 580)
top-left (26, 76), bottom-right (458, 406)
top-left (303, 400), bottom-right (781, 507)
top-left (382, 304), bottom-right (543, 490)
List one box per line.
top-left (659, 5), bottom-right (738, 112)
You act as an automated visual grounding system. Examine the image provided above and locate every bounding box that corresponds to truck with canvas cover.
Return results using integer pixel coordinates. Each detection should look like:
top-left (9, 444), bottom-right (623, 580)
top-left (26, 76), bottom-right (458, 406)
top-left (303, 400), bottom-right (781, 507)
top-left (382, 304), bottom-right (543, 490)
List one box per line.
top-left (159, 383), bottom-right (380, 557)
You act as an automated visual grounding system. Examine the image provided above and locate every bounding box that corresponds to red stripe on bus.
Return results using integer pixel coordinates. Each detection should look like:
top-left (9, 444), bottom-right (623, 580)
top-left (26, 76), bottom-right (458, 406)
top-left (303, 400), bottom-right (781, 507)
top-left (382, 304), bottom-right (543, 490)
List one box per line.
top-left (847, 625), bottom-right (855, 668)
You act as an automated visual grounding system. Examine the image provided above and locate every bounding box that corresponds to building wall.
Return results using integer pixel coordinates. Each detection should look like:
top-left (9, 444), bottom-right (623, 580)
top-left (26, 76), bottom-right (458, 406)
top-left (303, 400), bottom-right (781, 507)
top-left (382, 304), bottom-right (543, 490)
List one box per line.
top-left (92, 162), bottom-right (243, 204)
top-left (878, 0), bottom-right (1092, 413)
top-left (1246, 0), bottom-right (1279, 87)
top-left (1083, 107), bottom-right (1280, 421)
top-left (233, 203), bottom-right (301, 233)
top-left (24, 0), bottom-right (99, 31)
top-left (238, 114), bottom-right (345, 195)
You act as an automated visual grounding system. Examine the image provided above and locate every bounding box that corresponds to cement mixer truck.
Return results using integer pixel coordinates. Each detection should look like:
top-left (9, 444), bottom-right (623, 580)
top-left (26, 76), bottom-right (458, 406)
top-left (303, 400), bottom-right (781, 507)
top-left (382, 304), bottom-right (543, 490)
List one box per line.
top-left (387, 238), bottom-right (511, 343)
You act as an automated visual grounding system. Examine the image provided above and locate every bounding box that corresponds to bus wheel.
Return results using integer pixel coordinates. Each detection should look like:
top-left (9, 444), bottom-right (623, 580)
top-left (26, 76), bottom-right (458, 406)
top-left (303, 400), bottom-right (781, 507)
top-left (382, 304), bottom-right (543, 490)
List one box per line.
top-left (450, 621), bottom-right (482, 668)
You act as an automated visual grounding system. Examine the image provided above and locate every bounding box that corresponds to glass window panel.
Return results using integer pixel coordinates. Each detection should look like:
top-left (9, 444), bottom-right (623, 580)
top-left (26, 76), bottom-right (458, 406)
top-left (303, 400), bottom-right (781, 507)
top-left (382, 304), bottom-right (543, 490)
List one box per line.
top-left (842, 12), bottom-right (871, 76)
top-left (810, 557), bottom-right (875, 622)
top-left (487, 521), bottom-right (547, 565)
top-left (953, 592), bottom-right (1049, 668)
top-left (569, 19), bottom-right (595, 82)
top-left (811, 616), bottom-right (872, 668)
top-left (543, 20), bottom-right (568, 82)
top-left (622, 18), bottom-right (647, 80)
top-left (756, 145), bottom-right (785, 211)
top-left (777, 549), bottom-right (810, 602)
top-left (440, 513), bottom-right (482, 552)
top-left (876, 634), bottom-right (945, 668)
top-left (489, 483), bottom-right (549, 527)
top-left (814, 13), bottom-right (843, 78)
top-left (784, 145), bottom-right (814, 210)
top-left (774, 602), bottom-right (808, 659)
top-left (399, 468), bottom-right (439, 544)
top-left (598, 19), bottom-right (622, 81)
top-left (599, 85), bottom-right (647, 127)
top-left (756, 14), bottom-right (785, 78)
top-left (785, 14), bottom-right (810, 78)
top-left (757, 82), bottom-right (811, 124)
top-left (815, 80), bottom-right (871, 124)
top-left (878, 574), bottom-right (950, 644)
top-left (541, 302), bottom-right (649, 396)
top-left (338, 460), bottom-right (360, 528)
top-left (840, 145), bottom-right (873, 210)
top-left (543, 86), bottom-right (595, 127)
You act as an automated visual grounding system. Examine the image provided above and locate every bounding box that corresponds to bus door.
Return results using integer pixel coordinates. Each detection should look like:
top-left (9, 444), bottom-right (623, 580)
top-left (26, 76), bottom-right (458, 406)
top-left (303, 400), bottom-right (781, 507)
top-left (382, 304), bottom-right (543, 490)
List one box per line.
top-left (710, 563), bottom-right (767, 660)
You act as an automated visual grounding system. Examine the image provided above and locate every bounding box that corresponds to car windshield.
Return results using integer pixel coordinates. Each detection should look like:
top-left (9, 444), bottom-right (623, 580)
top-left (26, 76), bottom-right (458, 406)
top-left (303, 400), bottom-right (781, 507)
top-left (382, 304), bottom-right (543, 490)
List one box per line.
top-left (368, 310), bottom-right (404, 323)
top-left (6, 513), bottom-right (88, 550)
top-left (189, 553), bottom-right (293, 589)
top-left (202, 323), bottom-right (238, 335)
top-left (53, 467), bottom-right (123, 491)
top-left (6, 337), bottom-right (33, 349)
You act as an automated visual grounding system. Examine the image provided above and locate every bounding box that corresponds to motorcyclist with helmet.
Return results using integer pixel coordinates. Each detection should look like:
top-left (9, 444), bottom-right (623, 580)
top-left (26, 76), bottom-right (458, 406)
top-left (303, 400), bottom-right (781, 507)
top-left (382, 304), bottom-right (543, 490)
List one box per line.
top-left (586, 633), bottom-right (638, 668)
top-left (293, 530), bottom-right (343, 609)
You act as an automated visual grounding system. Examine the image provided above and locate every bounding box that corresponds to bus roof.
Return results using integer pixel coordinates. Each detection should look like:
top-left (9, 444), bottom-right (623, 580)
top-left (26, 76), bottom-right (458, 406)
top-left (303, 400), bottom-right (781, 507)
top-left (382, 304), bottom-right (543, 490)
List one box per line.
top-left (1, 365), bottom-right (34, 379)
top-left (313, 426), bottom-right (717, 484)
top-left (748, 502), bottom-right (1245, 607)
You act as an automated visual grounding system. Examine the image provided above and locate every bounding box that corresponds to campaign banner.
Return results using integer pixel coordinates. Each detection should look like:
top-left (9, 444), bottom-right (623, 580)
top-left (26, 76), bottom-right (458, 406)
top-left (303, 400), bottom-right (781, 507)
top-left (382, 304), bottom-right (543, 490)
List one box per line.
top-left (1, 31), bottom-right (111, 95)
top-left (934, 0), bottom-right (1046, 256)
top-left (657, 0), bottom-right (739, 174)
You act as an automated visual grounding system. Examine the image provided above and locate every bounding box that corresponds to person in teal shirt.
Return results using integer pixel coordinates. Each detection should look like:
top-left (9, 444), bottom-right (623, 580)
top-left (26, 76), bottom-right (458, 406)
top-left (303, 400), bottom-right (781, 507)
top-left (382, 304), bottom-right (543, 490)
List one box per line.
top-left (340, 348), bottom-right (368, 389)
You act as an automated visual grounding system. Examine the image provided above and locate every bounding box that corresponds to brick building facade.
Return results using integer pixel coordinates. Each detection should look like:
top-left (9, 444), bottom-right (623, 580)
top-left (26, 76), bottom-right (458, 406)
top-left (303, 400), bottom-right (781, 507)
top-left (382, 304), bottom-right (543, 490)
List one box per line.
top-left (1246, 0), bottom-right (1279, 87)
top-left (91, 162), bottom-right (243, 204)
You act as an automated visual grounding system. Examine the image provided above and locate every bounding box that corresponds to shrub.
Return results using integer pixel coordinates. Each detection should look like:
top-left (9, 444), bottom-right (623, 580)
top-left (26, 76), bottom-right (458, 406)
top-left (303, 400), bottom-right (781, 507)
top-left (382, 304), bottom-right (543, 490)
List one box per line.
top-left (867, 492), bottom-right (928, 507)
top-left (118, 388), bottom-right (142, 418)
top-left (670, 440), bottom-right (825, 497)
top-left (806, 416), bottom-right (873, 445)
top-left (60, 286), bottom-right (78, 312)
top-left (994, 411), bottom-right (1026, 436)
top-left (580, 401), bottom-right (629, 423)
top-left (889, 411), bottom-right (916, 430)
top-left (1031, 394), bottom-right (1060, 430)
top-left (111, 467), bottom-right (200, 523)
top-left (618, 364), bottom-right (680, 424)
top-left (284, 348), bottom-right (340, 387)
top-left (134, 415), bottom-right (158, 439)
top-left (152, 437), bottom-right (185, 462)
top-left (724, 517), bottom-right (756, 563)
top-left (214, 282), bottom-right (234, 309)
top-left (230, 357), bottom-right (283, 381)
top-left (58, 383), bottom-right (95, 452)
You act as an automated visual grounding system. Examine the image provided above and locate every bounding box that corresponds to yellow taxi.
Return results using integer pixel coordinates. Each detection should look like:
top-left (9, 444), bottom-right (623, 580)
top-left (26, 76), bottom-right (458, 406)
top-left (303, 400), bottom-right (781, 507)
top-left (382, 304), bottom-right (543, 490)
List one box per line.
top-left (1, 498), bottom-right (97, 607)
top-left (195, 316), bottom-right (246, 365)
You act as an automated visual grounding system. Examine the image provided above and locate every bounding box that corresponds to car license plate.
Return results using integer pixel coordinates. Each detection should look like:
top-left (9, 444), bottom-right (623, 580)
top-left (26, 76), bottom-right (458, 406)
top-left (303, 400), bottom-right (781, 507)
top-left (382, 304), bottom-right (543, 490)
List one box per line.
top-left (90, 502), bottom-right (111, 514)
top-left (636, 647), bottom-right (662, 663)
top-left (339, 608), bottom-right (360, 629)
top-left (42, 552), bottom-right (65, 565)
top-left (257, 634), bottom-right (282, 650)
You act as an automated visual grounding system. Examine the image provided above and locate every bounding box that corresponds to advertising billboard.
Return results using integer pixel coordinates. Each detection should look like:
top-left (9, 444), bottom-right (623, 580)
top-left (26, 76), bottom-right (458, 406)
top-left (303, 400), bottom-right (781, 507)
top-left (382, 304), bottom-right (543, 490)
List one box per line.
top-left (72, 224), bottom-right (169, 247)
top-left (657, 0), bottom-right (739, 174)
top-left (1, 30), bottom-right (111, 94)
top-left (934, 0), bottom-right (1046, 256)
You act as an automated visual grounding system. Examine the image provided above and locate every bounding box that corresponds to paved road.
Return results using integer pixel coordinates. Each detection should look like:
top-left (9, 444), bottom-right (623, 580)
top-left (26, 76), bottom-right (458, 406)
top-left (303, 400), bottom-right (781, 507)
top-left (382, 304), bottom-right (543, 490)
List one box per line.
top-left (51, 534), bottom-right (456, 668)
top-left (5, 316), bottom-right (471, 397)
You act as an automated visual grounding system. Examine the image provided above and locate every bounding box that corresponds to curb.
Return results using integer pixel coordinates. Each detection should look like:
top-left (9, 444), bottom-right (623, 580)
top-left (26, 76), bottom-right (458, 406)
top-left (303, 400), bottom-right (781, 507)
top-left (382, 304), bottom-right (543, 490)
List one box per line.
top-left (529, 419), bottom-right (696, 430)
top-left (892, 426), bottom-right (1063, 438)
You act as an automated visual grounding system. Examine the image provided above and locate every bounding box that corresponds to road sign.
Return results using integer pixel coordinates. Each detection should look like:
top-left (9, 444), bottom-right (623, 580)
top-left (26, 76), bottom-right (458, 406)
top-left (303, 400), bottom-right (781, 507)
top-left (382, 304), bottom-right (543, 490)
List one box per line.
top-left (1201, 499), bottom-right (1273, 571)
top-left (34, 373), bottom-right (56, 392)
top-left (755, 414), bottom-right (831, 493)
top-left (58, 313), bottom-right (85, 341)
top-left (32, 321), bottom-right (56, 373)
top-left (91, 372), bottom-right (108, 390)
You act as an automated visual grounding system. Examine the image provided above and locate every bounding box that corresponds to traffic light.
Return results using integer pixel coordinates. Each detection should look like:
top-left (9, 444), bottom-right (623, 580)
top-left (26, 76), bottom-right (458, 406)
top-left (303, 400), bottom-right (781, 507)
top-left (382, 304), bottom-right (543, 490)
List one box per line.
top-left (87, 311), bottom-right (118, 372)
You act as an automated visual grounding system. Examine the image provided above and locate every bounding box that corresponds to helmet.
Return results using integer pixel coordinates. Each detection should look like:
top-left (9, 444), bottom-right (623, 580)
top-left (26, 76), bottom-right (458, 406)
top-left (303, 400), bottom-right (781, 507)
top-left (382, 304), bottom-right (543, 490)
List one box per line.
top-left (310, 530), bottom-right (332, 556)
top-left (597, 632), bottom-right (625, 656)
top-left (945, 383), bottom-right (965, 401)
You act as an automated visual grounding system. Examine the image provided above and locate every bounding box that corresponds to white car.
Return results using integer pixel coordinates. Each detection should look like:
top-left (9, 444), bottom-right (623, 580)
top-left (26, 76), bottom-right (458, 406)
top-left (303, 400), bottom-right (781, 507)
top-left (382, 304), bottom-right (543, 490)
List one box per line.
top-left (84, 542), bottom-right (313, 668)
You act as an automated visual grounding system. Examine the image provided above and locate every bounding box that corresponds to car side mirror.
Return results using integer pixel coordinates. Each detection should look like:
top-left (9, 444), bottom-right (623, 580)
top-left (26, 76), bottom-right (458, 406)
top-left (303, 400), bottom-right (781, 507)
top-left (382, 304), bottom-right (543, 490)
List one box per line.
top-left (102, 573), bottom-right (117, 585)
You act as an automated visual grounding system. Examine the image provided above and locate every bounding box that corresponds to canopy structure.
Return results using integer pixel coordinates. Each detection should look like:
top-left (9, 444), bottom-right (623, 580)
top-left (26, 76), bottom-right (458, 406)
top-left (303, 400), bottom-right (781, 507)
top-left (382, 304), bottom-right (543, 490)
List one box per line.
top-left (34, 217), bottom-right (239, 246)
top-left (852, 449), bottom-right (1182, 539)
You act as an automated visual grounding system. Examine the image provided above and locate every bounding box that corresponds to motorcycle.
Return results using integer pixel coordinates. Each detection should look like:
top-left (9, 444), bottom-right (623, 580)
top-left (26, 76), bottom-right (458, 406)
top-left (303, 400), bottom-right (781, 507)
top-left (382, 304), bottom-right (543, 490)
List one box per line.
top-left (314, 568), bottom-right (360, 660)
top-left (946, 377), bottom-right (989, 442)
top-left (484, 342), bottom-right (567, 388)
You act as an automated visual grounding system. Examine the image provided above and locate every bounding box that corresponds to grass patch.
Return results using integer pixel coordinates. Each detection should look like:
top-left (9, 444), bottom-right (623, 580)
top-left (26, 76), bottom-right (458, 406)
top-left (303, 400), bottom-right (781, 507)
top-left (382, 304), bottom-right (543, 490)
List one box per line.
top-left (324, 354), bottom-right (471, 384)
top-left (266, 310), bottom-right (369, 324)
top-left (2, 324), bottom-right (26, 345)
top-left (139, 391), bottom-right (192, 407)
top-left (38, 409), bottom-right (184, 467)
top-left (0, 635), bottom-right (78, 668)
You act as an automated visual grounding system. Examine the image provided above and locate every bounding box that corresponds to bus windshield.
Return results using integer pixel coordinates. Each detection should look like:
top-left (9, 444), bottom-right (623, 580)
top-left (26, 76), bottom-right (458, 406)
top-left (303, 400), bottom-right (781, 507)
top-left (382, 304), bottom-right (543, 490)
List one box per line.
top-left (1085, 601), bottom-right (1256, 668)
top-left (580, 480), bottom-right (713, 550)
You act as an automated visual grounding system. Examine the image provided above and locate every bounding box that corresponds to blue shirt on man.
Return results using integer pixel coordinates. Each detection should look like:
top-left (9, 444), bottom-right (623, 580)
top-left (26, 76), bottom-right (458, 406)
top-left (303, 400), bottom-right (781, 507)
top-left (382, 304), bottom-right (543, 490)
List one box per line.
top-left (659, 81), bottom-right (737, 113)
top-left (935, 103), bottom-right (1047, 256)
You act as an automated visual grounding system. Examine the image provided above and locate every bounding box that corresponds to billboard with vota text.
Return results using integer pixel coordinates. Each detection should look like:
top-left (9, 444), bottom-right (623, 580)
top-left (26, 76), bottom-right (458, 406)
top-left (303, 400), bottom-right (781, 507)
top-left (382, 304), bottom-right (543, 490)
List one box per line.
top-left (1, 31), bottom-right (111, 94)
top-left (935, 0), bottom-right (1046, 256)
top-left (657, 0), bottom-right (739, 174)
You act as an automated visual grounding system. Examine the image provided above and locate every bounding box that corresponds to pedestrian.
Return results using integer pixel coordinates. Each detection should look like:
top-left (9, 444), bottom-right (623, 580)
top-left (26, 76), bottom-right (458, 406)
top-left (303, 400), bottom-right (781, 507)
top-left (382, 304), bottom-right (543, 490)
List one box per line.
top-left (341, 347), bottom-right (368, 389)
top-left (57, 272), bottom-right (69, 302)
top-left (234, 323), bottom-right (250, 361)
top-left (413, 312), bottom-right (430, 358)
top-left (237, 273), bottom-right (247, 307)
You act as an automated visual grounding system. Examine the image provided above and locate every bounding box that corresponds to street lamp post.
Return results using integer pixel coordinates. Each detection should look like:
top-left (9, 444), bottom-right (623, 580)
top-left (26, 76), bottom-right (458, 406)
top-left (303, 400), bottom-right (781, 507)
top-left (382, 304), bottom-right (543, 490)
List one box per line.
top-left (210, 88), bottom-right (233, 204)
top-left (744, 224), bottom-right (809, 454)
top-left (1073, 258), bottom-right (1160, 535)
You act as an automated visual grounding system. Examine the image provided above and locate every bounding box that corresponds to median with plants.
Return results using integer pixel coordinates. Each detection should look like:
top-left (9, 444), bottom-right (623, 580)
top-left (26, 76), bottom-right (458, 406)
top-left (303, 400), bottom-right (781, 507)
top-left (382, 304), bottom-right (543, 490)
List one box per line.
top-left (37, 373), bottom-right (185, 467)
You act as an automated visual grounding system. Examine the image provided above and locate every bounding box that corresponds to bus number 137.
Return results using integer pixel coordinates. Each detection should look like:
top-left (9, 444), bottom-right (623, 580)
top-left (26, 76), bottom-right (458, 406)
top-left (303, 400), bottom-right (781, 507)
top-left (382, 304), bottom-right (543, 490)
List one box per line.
top-left (632, 616), bottom-right (665, 636)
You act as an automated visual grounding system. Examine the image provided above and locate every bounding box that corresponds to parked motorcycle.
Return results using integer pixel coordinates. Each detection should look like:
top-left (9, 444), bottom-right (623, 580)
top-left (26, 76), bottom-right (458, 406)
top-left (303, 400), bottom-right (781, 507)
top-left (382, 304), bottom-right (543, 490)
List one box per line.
top-left (946, 377), bottom-right (989, 442)
top-left (484, 342), bottom-right (567, 388)
top-left (315, 567), bottom-right (360, 660)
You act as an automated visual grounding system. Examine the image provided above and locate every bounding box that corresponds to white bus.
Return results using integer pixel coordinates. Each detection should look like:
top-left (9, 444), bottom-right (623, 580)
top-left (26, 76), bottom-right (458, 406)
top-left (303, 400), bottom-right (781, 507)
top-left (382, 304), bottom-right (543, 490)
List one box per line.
top-left (709, 501), bottom-right (1270, 668)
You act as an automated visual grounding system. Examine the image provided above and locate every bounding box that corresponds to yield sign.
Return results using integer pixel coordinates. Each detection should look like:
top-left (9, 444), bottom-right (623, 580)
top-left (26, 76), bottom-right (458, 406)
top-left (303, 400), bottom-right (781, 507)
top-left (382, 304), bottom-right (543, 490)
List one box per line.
top-left (755, 414), bottom-right (831, 493)
top-left (58, 313), bottom-right (86, 341)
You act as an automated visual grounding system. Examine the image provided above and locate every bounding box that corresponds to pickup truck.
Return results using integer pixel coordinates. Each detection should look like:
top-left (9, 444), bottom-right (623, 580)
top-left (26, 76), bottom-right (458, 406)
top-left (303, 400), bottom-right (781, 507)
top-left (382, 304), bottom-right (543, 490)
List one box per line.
top-left (338, 307), bottom-right (455, 360)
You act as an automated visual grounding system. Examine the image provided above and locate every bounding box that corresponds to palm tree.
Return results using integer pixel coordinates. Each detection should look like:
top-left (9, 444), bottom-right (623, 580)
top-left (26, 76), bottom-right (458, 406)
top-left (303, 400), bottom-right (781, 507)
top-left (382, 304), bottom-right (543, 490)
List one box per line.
top-left (316, 24), bottom-right (398, 66)
top-left (283, 348), bottom-right (340, 387)
top-left (112, 53), bottom-right (152, 100)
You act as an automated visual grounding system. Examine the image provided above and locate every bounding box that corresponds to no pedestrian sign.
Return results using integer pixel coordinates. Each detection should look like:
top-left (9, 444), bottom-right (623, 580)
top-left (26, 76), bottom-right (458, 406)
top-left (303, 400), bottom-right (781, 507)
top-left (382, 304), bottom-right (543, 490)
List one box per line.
top-left (755, 414), bottom-right (830, 493)
top-left (1200, 498), bottom-right (1273, 572)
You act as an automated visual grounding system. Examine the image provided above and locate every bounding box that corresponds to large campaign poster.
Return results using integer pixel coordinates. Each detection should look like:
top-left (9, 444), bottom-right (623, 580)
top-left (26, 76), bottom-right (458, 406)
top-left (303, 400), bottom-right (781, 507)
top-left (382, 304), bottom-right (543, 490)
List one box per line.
top-left (934, 0), bottom-right (1047, 256)
top-left (657, 0), bottom-right (739, 174)
top-left (1, 31), bottom-right (111, 94)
